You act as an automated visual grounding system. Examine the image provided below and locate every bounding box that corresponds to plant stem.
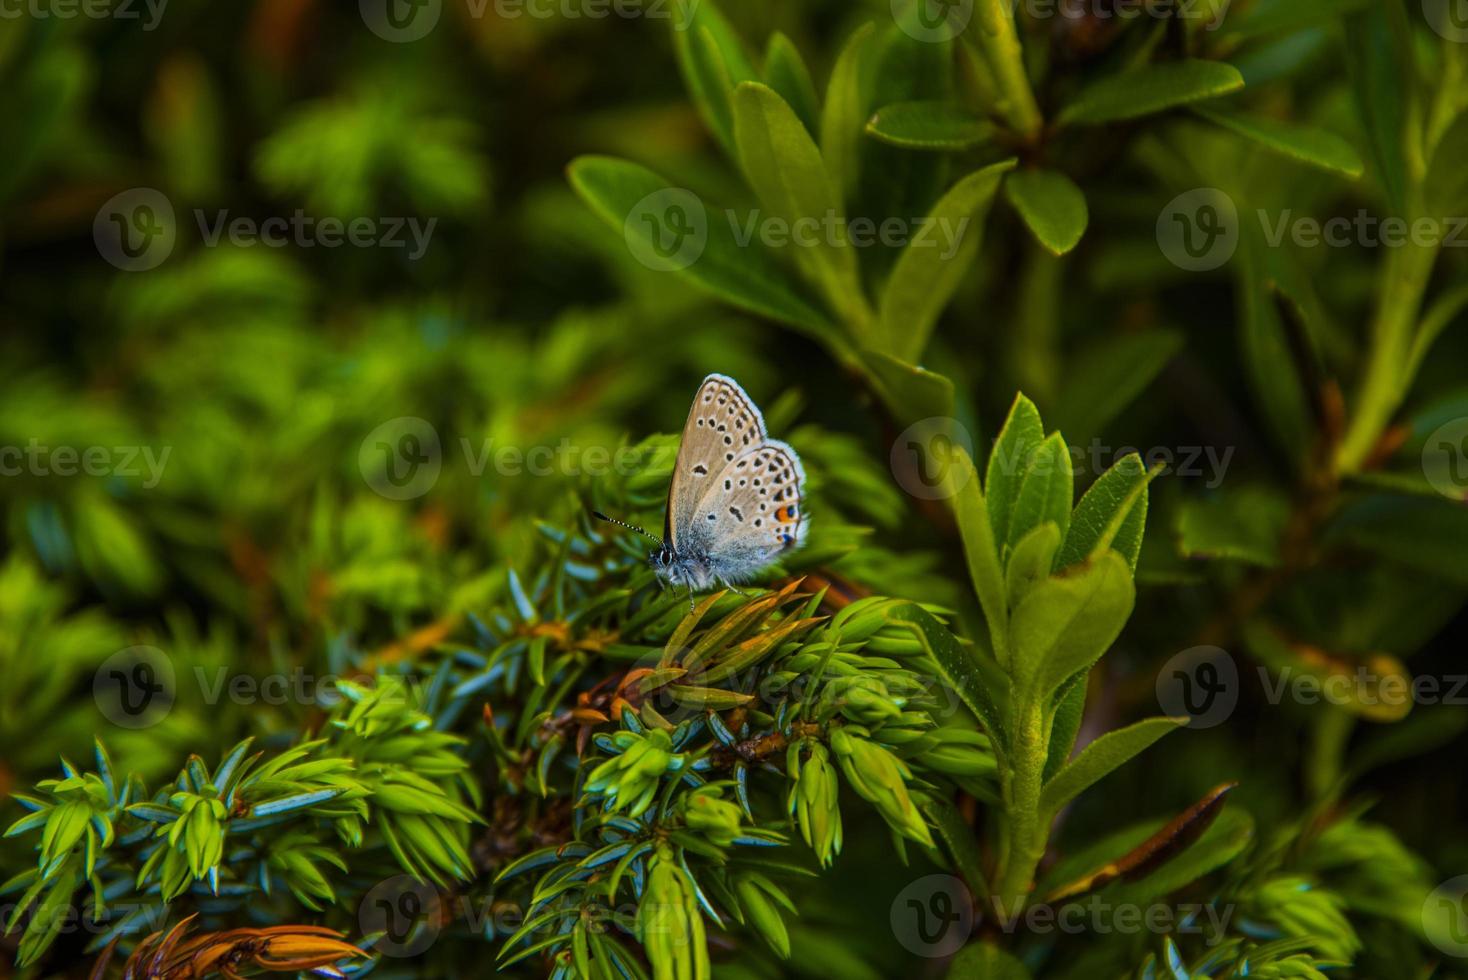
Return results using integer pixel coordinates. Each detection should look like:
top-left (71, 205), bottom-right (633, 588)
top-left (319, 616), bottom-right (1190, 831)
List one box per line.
top-left (973, 0), bottom-right (1043, 144)
top-left (1334, 236), bottom-right (1438, 474)
top-left (995, 698), bottom-right (1047, 913)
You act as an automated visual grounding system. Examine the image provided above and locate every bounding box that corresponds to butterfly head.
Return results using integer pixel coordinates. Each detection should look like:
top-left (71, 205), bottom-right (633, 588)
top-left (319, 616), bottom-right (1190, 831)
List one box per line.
top-left (648, 543), bottom-right (675, 570)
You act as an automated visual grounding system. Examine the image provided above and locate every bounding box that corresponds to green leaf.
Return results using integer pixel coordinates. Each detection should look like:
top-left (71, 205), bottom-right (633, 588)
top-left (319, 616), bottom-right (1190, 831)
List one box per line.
top-left (949, 447), bottom-right (1010, 662)
top-left (1059, 60), bottom-right (1245, 127)
top-left (1005, 433), bottom-right (1073, 554)
top-left (670, 0), bottom-right (758, 155)
top-left (1043, 675), bottom-right (1088, 782)
top-left (1053, 330), bottom-right (1184, 450)
top-left (878, 159), bottom-right (1015, 362)
top-left (1192, 106), bottom-right (1364, 178)
top-left (1242, 622), bottom-right (1412, 723)
top-left (763, 32), bottom-right (820, 137)
top-left (1175, 486), bottom-right (1289, 567)
top-left (820, 22), bottom-right (877, 204)
top-left (864, 101), bottom-right (992, 150)
top-left (985, 393), bottom-right (1045, 552)
top-left (1004, 169), bottom-right (1089, 256)
top-left (947, 942), bottom-right (1032, 980)
top-left (856, 349), bottom-right (955, 426)
top-left (892, 603), bottom-right (1008, 752)
top-left (1009, 551), bottom-right (1135, 701)
top-left (1005, 522), bottom-right (1062, 611)
top-left (1040, 717), bottom-right (1187, 818)
top-left (1424, 110), bottom-right (1468, 220)
top-left (1343, 3), bottom-right (1413, 213)
top-left (922, 799), bottom-right (990, 901)
top-left (1055, 453), bottom-right (1151, 571)
top-left (1096, 806), bottom-right (1253, 909)
top-left (1220, 0), bottom-right (1374, 41)
top-left (1237, 234), bottom-right (1314, 464)
top-left (567, 156), bottom-right (836, 342)
top-left (733, 81), bottom-right (868, 325)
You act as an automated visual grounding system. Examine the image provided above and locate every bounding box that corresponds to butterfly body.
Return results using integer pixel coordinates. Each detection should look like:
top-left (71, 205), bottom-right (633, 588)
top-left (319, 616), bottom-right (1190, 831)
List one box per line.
top-left (599, 374), bottom-right (807, 606)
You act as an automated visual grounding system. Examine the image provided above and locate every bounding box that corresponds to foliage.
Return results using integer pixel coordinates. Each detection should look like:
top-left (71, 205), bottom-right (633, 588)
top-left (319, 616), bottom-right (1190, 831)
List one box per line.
top-left (3, 0), bottom-right (1467, 978)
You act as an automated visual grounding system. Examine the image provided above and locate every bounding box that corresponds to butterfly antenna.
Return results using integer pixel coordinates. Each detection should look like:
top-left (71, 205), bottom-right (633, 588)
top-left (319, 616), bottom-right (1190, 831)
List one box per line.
top-left (591, 511), bottom-right (664, 546)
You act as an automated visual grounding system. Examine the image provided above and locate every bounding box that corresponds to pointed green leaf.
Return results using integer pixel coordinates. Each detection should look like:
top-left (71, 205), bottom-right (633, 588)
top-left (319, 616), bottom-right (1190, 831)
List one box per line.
top-left (1056, 453), bottom-right (1151, 571)
top-left (985, 393), bottom-right (1045, 551)
top-left (1425, 110), bottom-right (1468, 220)
top-left (948, 447), bottom-right (1010, 664)
top-left (856, 349), bottom-right (955, 426)
top-left (1005, 433), bottom-right (1073, 554)
top-left (1040, 717), bottom-right (1187, 818)
top-left (865, 101), bottom-right (993, 150)
top-left (734, 81), bottom-right (867, 323)
top-left (820, 22), bottom-right (877, 203)
top-left (1010, 551), bottom-right (1135, 700)
top-left (1192, 106), bottom-right (1364, 177)
top-left (567, 156), bottom-right (836, 342)
top-left (670, 0), bottom-right (758, 155)
top-left (892, 603), bottom-right (1008, 752)
top-left (1059, 60), bottom-right (1245, 127)
top-left (1005, 169), bottom-right (1089, 256)
top-left (763, 32), bottom-right (820, 137)
top-left (878, 159), bottom-right (1015, 362)
top-left (1005, 522), bottom-right (1062, 610)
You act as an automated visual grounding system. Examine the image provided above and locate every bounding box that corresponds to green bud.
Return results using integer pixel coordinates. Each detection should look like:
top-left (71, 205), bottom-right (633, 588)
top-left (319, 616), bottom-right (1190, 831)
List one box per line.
top-left (684, 787), bottom-right (742, 846)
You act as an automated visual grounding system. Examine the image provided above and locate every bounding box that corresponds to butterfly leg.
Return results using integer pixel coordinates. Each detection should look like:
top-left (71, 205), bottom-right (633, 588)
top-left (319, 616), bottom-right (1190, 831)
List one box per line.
top-left (686, 586), bottom-right (696, 613)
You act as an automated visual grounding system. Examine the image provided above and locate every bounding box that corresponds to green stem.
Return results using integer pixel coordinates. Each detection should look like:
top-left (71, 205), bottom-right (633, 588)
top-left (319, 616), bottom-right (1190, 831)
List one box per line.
top-left (995, 698), bottom-right (1047, 913)
top-left (973, 0), bottom-right (1043, 144)
top-left (1335, 237), bottom-right (1438, 474)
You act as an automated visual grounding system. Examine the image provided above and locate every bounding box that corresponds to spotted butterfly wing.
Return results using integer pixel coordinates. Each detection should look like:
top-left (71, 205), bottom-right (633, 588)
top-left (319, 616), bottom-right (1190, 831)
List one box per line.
top-left (665, 374), bottom-right (767, 547)
top-left (686, 439), bottom-right (807, 582)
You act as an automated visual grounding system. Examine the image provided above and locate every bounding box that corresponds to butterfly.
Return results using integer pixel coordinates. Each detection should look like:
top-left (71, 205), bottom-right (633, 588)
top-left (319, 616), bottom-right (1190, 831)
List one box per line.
top-left (595, 374), bottom-right (808, 608)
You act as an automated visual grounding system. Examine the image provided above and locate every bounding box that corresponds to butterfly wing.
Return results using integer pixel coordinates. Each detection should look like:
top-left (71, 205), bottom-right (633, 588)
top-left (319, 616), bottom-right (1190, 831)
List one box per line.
top-left (666, 374), bottom-right (767, 547)
top-left (681, 439), bottom-right (807, 581)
